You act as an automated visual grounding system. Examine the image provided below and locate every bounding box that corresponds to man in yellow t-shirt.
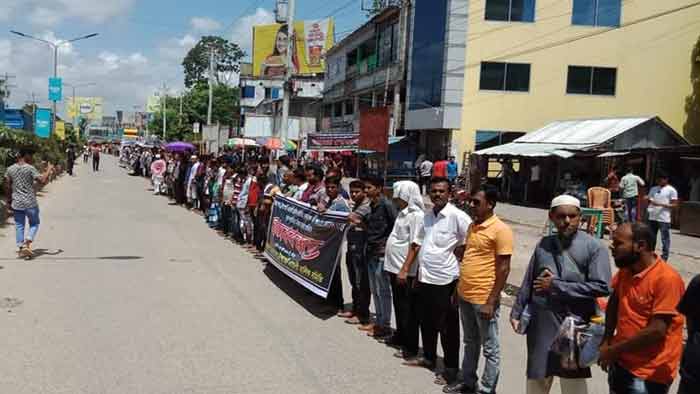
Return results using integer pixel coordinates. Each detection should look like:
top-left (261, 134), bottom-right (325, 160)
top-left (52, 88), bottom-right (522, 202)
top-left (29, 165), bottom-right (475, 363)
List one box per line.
top-left (444, 185), bottom-right (513, 394)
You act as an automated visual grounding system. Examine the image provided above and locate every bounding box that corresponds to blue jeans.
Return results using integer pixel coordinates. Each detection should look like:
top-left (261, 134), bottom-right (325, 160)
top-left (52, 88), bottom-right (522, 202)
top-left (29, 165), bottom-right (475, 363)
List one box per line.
top-left (14, 207), bottom-right (40, 248)
top-left (625, 197), bottom-right (638, 222)
top-left (460, 299), bottom-right (501, 394)
top-left (648, 220), bottom-right (671, 261)
top-left (367, 255), bottom-right (392, 328)
top-left (608, 363), bottom-right (670, 394)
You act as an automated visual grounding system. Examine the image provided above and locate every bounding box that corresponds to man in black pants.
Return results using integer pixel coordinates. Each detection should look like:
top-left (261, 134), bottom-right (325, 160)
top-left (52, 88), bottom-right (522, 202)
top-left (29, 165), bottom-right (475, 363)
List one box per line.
top-left (341, 180), bottom-right (373, 328)
top-left (92, 145), bottom-right (100, 172)
top-left (404, 177), bottom-right (472, 386)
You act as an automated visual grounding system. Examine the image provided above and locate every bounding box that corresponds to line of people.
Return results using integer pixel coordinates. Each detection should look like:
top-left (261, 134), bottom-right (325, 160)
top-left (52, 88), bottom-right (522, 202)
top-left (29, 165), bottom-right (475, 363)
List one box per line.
top-left (122, 148), bottom-right (697, 394)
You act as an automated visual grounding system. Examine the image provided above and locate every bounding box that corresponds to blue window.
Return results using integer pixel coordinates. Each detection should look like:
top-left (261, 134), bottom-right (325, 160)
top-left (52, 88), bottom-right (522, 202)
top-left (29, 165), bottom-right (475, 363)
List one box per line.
top-left (485, 0), bottom-right (535, 22)
top-left (242, 86), bottom-right (255, 98)
top-left (572, 0), bottom-right (620, 27)
top-left (408, 0), bottom-right (448, 110)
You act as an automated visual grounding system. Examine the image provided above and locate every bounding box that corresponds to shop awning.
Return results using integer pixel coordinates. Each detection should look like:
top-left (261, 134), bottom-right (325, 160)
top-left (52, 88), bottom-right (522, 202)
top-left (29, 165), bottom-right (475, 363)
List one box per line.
top-left (597, 151), bottom-right (630, 158)
top-left (474, 116), bottom-right (688, 158)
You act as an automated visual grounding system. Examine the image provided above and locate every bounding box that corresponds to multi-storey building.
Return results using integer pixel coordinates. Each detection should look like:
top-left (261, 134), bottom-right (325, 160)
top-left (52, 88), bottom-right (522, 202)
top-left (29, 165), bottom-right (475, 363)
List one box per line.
top-left (454, 0), bottom-right (700, 161)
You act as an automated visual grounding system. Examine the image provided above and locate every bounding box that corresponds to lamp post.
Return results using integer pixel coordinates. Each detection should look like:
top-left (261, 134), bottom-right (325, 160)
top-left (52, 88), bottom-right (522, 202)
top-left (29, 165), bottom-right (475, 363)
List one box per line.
top-left (9, 30), bottom-right (98, 136)
top-left (64, 82), bottom-right (96, 138)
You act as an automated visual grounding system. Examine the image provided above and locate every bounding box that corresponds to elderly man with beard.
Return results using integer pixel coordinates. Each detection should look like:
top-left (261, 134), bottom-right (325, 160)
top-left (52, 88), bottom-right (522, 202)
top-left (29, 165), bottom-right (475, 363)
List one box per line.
top-left (601, 222), bottom-right (685, 394)
top-left (511, 195), bottom-right (611, 394)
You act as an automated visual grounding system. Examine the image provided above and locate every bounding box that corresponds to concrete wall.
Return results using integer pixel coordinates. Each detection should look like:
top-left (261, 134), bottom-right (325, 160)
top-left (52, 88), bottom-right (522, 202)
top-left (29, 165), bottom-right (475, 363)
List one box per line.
top-left (454, 0), bottom-right (700, 161)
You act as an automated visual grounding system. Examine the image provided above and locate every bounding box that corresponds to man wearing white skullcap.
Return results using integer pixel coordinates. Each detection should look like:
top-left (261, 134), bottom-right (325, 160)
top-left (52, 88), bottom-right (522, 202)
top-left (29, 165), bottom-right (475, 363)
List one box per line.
top-left (510, 194), bottom-right (612, 394)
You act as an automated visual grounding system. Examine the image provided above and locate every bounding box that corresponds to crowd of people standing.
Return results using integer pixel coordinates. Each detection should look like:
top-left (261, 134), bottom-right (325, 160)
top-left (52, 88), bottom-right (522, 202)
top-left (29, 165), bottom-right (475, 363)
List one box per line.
top-left (116, 144), bottom-right (696, 394)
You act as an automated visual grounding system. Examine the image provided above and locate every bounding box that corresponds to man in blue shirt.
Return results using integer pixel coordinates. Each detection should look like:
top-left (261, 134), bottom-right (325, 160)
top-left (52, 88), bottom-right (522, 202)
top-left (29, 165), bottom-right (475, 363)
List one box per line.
top-left (447, 156), bottom-right (459, 184)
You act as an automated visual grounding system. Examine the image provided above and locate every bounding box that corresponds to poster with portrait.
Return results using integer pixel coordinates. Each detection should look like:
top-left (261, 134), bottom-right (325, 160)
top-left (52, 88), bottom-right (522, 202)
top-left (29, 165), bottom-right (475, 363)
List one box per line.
top-left (252, 18), bottom-right (334, 78)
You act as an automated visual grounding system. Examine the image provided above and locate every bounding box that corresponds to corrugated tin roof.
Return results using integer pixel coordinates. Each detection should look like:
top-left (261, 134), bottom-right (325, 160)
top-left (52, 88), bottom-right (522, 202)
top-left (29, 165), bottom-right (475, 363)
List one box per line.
top-left (516, 117), bottom-right (653, 145)
top-left (475, 142), bottom-right (587, 158)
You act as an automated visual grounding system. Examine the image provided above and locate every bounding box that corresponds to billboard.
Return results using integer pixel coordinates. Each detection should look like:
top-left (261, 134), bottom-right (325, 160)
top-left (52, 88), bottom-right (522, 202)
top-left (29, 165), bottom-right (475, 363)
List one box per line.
top-left (55, 120), bottom-right (66, 140)
top-left (252, 18), bottom-right (334, 77)
top-left (35, 108), bottom-right (52, 138)
top-left (146, 95), bottom-right (160, 113)
top-left (67, 97), bottom-right (103, 121)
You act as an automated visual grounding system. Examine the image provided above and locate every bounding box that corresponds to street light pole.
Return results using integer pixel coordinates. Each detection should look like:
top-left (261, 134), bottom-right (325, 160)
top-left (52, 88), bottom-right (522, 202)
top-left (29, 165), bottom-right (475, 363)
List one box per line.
top-left (9, 31), bottom-right (99, 136)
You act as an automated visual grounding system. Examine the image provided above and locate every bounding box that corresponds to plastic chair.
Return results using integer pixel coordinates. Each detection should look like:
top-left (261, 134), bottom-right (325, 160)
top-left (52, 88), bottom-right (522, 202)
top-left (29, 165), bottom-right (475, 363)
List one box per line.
top-left (587, 187), bottom-right (615, 236)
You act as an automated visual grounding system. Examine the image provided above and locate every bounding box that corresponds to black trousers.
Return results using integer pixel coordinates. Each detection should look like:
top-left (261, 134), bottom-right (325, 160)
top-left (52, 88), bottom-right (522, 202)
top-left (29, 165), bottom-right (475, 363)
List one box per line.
top-left (347, 248), bottom-right (371, 324)
top-left (389, 272), bottom-right (420, 357)
top-left (220, 204), bottom-right (232, 235)
top-left (92, 157), bottom-right (100, 171)
top-left (418, 280), bottom-right (460, 369)
top-left (327, 258), bottom-right (344, 310)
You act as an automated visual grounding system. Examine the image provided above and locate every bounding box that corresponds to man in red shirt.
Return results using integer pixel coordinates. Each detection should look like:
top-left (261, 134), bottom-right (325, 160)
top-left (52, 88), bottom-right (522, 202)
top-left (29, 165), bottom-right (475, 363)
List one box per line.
top-left (601, 222), bottom-right (685, 393)
top-left (432, 157), bottom-right (448, 179)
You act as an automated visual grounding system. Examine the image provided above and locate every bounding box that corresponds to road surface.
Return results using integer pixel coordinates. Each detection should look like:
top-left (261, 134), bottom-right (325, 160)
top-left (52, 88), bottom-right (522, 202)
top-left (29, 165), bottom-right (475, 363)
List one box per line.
top-left (0, 156), bottom-right (614, 393)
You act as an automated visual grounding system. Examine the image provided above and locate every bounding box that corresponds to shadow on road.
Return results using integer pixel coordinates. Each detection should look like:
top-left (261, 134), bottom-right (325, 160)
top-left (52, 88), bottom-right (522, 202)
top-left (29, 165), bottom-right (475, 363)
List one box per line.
top-left (0, 250), bottom-right (143, 261)
top-left (262, 263), bottom-right (337, 321)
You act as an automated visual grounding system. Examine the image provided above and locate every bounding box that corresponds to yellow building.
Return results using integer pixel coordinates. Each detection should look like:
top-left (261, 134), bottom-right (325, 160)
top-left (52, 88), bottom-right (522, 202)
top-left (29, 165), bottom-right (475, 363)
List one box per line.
top-left (455, 0), bottom-right (700, 161)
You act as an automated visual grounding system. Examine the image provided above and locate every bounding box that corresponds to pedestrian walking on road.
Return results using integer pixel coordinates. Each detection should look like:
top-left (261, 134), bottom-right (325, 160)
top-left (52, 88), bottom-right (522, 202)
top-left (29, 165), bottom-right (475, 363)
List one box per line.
top-left (4, 148), bottom-right (52, 258)
top-left (404, 177), bottom-right (470, 387)
top-left (419, 158), bottom-right (433, 195)
top-left (363, 176), bottom-right (397, 340)
top-left (444, 184), bottom-right (513, 394)
top-left (66, 146), bottom-right (76, 176)
top-left (91, 145), bottom-right (101, 172)
top-left (677, 274), bottom-right (700, 394)
top-left (645, 171), bottom-right (678, 261)
top-left (620, 167), bottom-right (645, 222)
top-left (510, 195), bottom-right (611, 394)
top-left (384, 181), bottom-right (424, 359)
top-left (601, 222), bottom-right (685, 394)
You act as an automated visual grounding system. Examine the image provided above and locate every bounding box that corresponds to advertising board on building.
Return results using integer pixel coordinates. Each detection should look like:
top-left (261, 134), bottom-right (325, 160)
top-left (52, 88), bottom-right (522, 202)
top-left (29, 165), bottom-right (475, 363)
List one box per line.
top-left (307, 133), bottom-right (359, 151)
top-left (252, 18), bottom-right (334, 78)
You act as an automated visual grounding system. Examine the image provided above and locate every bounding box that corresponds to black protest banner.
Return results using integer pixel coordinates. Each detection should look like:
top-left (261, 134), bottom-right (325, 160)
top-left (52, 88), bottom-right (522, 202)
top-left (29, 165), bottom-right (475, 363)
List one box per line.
top-left (264, 195), bottom-right (349, 298)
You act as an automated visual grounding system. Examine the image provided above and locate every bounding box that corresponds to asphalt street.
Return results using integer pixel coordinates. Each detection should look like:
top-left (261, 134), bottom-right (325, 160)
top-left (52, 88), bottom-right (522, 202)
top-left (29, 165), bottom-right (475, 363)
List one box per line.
top-left (0, 156), bottom-right (615, 393)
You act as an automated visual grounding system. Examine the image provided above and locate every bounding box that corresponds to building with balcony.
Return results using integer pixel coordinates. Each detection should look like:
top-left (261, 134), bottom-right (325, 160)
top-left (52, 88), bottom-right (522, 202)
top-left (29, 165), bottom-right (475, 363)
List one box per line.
top-left (454, 0), bottom-right (700, 162)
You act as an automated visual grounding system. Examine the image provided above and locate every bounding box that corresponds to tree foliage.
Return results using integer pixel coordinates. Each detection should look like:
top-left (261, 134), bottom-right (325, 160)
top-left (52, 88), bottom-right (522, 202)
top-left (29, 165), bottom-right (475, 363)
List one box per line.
top-left (182, 36), bottom-right (245, 88)
top-left (684, 34), bottom-right (700, 144)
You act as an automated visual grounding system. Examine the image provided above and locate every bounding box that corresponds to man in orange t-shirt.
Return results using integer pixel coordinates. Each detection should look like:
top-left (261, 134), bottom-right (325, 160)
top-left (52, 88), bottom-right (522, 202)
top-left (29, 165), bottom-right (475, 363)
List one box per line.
top-left (601, 222), bottom-right (685, 393)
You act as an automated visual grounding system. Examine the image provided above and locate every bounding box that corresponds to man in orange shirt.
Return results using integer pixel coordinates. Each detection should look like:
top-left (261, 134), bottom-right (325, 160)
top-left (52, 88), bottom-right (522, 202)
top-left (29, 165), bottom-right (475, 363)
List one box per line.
top-left (601, 222), bottom-right (685, 394)
top-left (444, 185), bottom-right (513, 394)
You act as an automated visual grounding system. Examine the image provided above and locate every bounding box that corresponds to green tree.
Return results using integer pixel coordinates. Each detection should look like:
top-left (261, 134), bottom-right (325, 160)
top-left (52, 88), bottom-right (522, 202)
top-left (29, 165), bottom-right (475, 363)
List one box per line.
top-left (182, 36), bottom-right (245, 88)
top-left (684, 34), bottom-right (700, 144)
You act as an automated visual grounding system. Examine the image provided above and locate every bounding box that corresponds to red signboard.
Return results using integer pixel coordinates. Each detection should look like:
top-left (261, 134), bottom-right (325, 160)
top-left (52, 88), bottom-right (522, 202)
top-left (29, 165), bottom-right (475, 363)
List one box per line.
top-left (359, 107), bottom-right (390, 153)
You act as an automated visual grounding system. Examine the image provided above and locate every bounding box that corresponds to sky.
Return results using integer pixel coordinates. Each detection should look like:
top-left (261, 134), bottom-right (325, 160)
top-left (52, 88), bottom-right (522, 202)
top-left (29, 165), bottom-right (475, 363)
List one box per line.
top-left (0, 0), bottom-right (368, 118)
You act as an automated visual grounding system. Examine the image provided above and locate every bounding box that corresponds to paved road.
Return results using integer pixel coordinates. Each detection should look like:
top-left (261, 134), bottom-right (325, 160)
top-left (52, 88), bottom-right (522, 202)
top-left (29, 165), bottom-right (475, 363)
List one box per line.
top-left (0, 157), bottom-right (615, 393)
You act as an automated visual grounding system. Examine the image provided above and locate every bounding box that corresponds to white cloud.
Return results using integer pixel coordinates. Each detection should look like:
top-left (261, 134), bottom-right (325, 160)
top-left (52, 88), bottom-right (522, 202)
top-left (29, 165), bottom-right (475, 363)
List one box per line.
top-left (190, 17), bottom-right (222, 32)
top-left (3, 0), bottom-right (134, 27)
top-left (231, 8), bottom-right (276, 59)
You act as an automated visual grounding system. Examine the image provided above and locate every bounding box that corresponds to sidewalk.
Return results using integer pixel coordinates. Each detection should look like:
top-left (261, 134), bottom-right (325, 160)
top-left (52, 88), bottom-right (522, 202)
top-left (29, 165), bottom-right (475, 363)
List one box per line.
top-left (495, 203), bottom-right (700, 260)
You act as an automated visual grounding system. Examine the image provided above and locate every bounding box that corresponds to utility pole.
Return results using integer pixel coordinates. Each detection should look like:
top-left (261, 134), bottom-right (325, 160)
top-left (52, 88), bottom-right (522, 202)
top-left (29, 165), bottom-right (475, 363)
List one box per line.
top-left (207, 47), bottom-right (215, 126)
top-left (280, 0), bottom-right (296, 151)
top-left (179, 94), bottom-right (183, 128)
top-left (161, 82), bottom-right (168, 141)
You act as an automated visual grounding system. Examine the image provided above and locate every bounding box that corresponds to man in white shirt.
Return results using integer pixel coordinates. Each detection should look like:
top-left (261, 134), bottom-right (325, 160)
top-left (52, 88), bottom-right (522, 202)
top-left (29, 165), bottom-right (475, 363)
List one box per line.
top-left (620, 167), bottom-right (646, 223)
top-left (646, 171), bottom-right (678, 261)
top-left (419, 159), bottom-right (434, 195)
top-left (404, 177), bottom-right (472, 386)
top-left (384, 181), bottom-right (425, 360)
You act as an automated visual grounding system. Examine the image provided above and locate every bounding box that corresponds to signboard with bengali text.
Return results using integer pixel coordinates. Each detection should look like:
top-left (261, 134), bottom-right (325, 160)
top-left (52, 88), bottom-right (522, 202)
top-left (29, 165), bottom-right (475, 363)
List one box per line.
top-left (264, 196), bottom-right (348, 298)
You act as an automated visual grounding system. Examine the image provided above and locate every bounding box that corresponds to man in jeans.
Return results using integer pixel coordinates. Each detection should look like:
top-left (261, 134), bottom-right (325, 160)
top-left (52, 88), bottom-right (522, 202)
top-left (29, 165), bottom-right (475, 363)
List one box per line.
top-left (619, 167), bottom-right (645, 222)
top-left (646, 171), bottom-right (677, 261)
top-left (405, 177), bottom-right (471, 386)
top-left (601, 222), bottom-right (685, 394)
top-left (4, 148), bottom-right (51, 257)
top-left (363, 176), bottom-right (397, 339)
top-left (445, 185), bottom-right (513, 394)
